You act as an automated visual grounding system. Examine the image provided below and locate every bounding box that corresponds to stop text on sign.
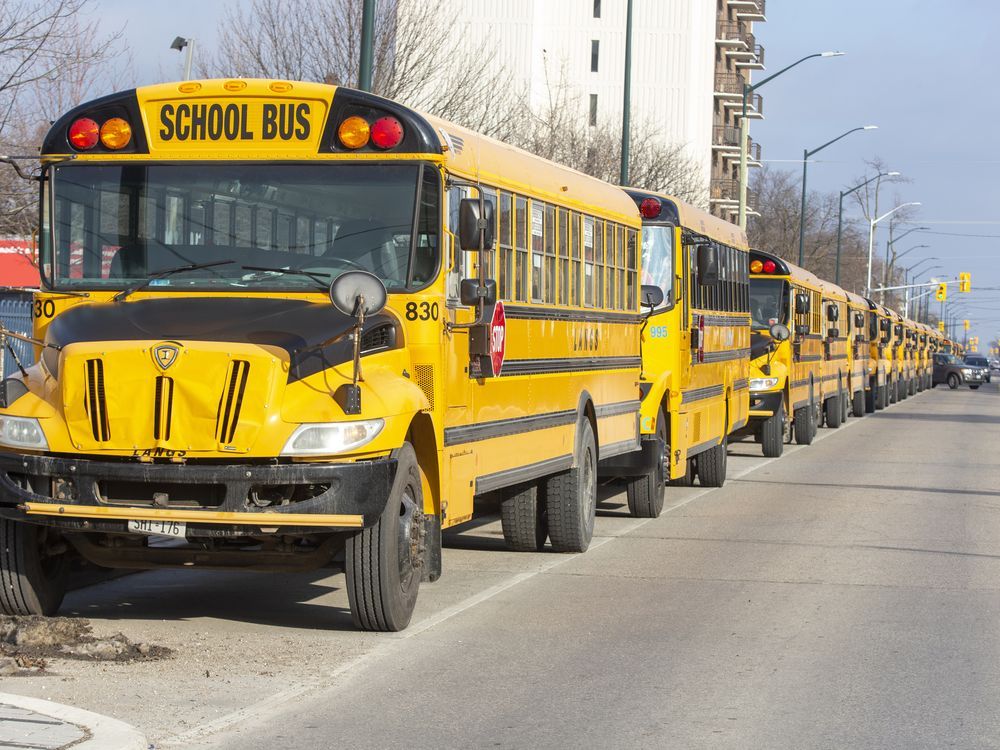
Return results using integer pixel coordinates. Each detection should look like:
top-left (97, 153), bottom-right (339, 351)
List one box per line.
top-left (158, 103), bottom-right (311, 142)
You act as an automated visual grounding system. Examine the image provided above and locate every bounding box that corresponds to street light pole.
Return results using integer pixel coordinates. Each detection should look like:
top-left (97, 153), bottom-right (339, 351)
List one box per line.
top-left (798, 125), bottom-right (877, 267)
top-left (835, 170), bottom-right (899, 285)
top-left (866, 202), bottom-right (921, 297)
top-left (620, 0), bottom-right (634, 186)
top-left (358, 0), bottom-right (377, 91)
top-left (737, 51), bottom-right (845, 229)
top-left (882, 226), bottom-right (929, 301)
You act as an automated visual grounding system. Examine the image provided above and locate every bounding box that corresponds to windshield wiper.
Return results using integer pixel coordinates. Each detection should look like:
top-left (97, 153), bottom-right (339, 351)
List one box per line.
top-left (113, 260), bottom-right (235, 302)
top-left (240, 265), bottom-right (330, 291)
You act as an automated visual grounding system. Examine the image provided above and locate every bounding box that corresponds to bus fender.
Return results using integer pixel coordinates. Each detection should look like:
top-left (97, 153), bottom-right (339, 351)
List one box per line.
top-left (638, 369), bottom-right (672, 435)
top-left (573, 389), bottom-right (597, 466)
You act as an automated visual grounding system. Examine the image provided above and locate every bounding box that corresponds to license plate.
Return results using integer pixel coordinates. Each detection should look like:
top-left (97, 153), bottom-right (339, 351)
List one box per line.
top-left (127, 519), bottom-right (187, 539)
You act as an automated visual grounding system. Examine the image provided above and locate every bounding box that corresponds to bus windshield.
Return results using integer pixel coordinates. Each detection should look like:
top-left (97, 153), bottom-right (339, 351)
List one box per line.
top-left (640, 224), bottom-right (673, 307)
top-left (47, 163), bottom-right (439, 293)
top-left (750, 278), bottom-right (788, 328)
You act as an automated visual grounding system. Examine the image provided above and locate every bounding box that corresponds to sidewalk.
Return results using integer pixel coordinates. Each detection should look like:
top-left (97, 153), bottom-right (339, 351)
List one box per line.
top-left (0, 693), bottom-right (146, 749)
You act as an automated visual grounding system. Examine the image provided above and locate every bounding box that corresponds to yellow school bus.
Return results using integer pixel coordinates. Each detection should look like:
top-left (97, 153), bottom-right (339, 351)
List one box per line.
top-left (915, 323), bottom-right (933, 390)
top-left (888, 310), bottom-right (907, 402)
top-left (844, 290), bottom-right (871, 418)
top-left (600, 191), bottom-right (749, 515)
top-left (866, 300), bottom-right (894, 410)
top-left (0, 80), bottom-right (645, 631)
top-left (746, 249), bottom-right (831, 455)
top-left (818, 285), bottom-right (850, 429)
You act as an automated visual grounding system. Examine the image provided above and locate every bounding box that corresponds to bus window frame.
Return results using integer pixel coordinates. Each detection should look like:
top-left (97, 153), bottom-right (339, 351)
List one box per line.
top-left (638, 221), bottom-right (678, 313)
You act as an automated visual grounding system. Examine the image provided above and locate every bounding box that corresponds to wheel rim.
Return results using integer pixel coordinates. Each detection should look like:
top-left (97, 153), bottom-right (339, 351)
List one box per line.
top-left (395, 485), bottom-right (421, 592)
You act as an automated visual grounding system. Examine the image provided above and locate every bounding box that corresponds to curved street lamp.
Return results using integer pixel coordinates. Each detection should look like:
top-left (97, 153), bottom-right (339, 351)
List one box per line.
top-left (737, 51), bottom-right (845, 228)
top-left (798, 125), bottom-right (878, 266)
top-left (835, 170), bottom-right (899, 285)
top-left (866, 202), bottom-right (921, 297)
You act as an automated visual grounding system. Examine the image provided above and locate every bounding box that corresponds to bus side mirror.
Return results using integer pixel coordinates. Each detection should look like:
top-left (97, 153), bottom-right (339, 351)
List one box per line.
top-left (769, 323), bottom-right (790, 341)
top-left (460, 278), bottom-right (496, 307)
top-left (794, 324), bottom-right (809, 335)
top-left (640, 284), bottom-right (664, 308)
top-left (459, 197), bottom-right (495, 251)
top-left (827, 305), bottom-right (839, 322)
top-left (696, 243), bottom-right (720, 286)
top-left (795, 293), bottom-right (810, 315)
top-left (828, 327), bottom-right (840, 338)
top-left (854, 312), bottom-right (865, 328)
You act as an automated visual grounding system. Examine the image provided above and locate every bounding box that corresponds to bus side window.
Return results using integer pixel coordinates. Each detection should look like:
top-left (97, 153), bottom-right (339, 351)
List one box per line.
top-left (571, 212), bottom-right (583, 306)
top-left (498, 191), bottom-right (513, 301)
top-left (544, 204), bottom-right (556, 304)
top-left (593, 219), bottom-right (604, 308)
top-left (557, 208), bottom-right (569, 306)
top-left (583, 216), bottom-right (595, 308)
top-left (626, 228), bottom-right (637, 310)
top-left (446, 185), bottom-right (466, 303)
top-left (531, 201), bottom-right (544, 302)
top-left (810, 291), bottom-right (822, 333)
top-left (515, 196), bottom-right (528, 302)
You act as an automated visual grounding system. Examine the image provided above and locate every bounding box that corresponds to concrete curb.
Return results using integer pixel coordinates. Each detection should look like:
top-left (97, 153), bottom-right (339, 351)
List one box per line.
top-left (0, 692), bottom-right (146, 750)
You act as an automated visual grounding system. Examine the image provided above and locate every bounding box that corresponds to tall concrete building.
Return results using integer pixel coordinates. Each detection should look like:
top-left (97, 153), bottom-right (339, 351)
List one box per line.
top-left (409, 0), bottom-right (765, 220)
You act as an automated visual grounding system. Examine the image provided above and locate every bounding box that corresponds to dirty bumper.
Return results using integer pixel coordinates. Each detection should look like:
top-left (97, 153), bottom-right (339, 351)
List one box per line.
top-left (0, 451), bottom-right (396, 536)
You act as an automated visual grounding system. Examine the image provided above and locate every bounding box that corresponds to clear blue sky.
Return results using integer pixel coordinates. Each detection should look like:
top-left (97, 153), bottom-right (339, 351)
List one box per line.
top-left (102, 0), bottom-right (999, 347)
top-left (753, 0), bottom-right (1000, 347)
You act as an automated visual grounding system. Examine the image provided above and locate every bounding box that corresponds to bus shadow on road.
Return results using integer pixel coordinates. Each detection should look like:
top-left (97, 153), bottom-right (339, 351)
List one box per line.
top-left (60, 567), bottom-right (357, 630)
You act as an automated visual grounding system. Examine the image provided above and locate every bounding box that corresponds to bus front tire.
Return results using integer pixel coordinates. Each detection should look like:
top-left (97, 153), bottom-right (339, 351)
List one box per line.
top-left (696, 436), bottom-right (728, 487)
top-left (625, 410), bottom-right (666, 518)
top-left (345, 443), bottom-right (423, 632)
top-left (761, 405), bottom-right (784, 458)
top-left (500, 483), bottom-right (547, 551)
top-left (0, 520), bottom-right (67, 617)
top-left (853, 389), bottom-right (866, 417)
top-left (546, 419), bottom-right (597, 553)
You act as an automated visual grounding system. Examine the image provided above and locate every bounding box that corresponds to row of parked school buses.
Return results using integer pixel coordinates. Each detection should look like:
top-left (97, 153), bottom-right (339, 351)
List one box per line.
top-left (738, 249), bottom-right (956, 459)
top-left (0, 80), bottom-right (956, 632)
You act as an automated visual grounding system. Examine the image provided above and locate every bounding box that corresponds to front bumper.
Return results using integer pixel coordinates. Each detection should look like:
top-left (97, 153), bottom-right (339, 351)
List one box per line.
top-left (0, 451), bottom-right (396, 536)
top-left (748, 391), bottom-right (783, 419)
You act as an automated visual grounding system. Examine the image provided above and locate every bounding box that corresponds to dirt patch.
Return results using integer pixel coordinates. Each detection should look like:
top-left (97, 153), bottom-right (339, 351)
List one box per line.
top-left (0, 615), bottom-right (171, 675)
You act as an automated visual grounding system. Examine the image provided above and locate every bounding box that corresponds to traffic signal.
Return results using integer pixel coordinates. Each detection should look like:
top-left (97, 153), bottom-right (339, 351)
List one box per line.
top-left (935, 283), bottom-right (947, 302)
top-left (938, 320), bottom-right (945, 332)
top-left (959, 272), bottom-right (971, 293)
top-left (964, 319), bottom-right (970, 331)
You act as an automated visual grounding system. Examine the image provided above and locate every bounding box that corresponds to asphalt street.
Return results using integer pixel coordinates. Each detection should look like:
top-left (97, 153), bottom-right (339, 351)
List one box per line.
top-left (3, 382), bottom-right (998, 749)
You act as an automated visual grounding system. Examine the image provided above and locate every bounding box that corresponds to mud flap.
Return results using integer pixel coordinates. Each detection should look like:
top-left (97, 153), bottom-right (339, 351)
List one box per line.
top-left (422, 512), bottom-right (442, 582)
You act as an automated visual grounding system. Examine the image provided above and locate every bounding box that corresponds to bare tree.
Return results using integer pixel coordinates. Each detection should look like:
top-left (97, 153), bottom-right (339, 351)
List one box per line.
top-left (508, 65), bottom-right (706, 205)
top-left (206, 0), bottom-right (519, 138)
top-left (0, 0), bottom-right (126, 239)
top-left (748, 165), bottom-right (882, 297)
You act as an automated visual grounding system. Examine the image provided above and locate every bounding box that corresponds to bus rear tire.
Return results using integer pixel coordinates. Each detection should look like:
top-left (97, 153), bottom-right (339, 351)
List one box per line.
top-left (696, 436), bottom-right (728, 487)
top-left (625, 410), bottom-right (666, 518)
top-left (825, 393), bottom-right (842, 428)
top-left (0, 520), bottom-right (67, 617)
top-left (794, 404), bottom-right (814, 445)
top-left (500, 483), bottom-right (547, 551)
top-left (546, 419), bottom-right (597, 553)
top-left (853, 389), bottom-right (866, 417)
top-left (345, 443), bottom-right (422, 632)
top-left (761, 405), bottom-right (784, 458)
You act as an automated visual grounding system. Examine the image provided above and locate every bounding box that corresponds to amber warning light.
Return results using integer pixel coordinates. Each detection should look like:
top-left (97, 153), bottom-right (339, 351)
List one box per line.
top-left (750, 259), bottom-right (777, 274)
top-left (337, 115), bottom-right (404, 150)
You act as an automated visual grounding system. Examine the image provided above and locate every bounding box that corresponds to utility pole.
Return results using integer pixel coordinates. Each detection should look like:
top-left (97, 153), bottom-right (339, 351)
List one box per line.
top-left (358, 0), bottom-right (376, 91)
top-left (619, 0), bottom-right (634, 186)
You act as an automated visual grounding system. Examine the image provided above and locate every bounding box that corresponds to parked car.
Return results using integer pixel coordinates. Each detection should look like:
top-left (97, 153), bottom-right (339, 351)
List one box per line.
top-left (933, 353), bottom-right (985, 390)
top-left (964, 355), bottom-right (992, 383)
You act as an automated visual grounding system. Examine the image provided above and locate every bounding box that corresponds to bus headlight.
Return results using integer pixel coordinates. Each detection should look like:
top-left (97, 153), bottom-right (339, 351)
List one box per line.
top-left (0, 416), bottom-right (48, 450)
top-left (749, 377), bottom-right (780, 391)
top-left (280, 419), bottom-right (384, 456)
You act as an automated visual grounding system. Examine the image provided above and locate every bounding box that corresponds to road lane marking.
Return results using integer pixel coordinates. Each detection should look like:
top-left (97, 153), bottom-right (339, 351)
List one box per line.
top-left (159, 392), bottom-right (916, 748)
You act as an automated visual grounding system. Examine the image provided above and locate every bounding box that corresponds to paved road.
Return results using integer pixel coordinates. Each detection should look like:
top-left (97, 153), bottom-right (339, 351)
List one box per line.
top-left (4, 383), bottom-right (998, 749)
